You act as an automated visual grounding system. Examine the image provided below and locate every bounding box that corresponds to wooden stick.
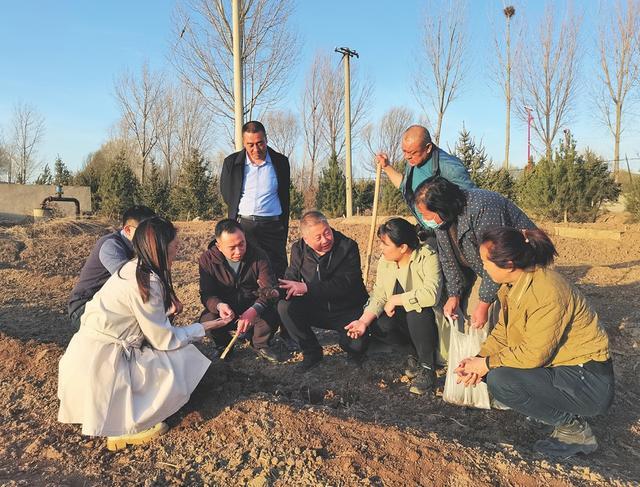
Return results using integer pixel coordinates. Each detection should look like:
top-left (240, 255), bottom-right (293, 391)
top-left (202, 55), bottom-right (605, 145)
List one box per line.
top-left (363, 163), bottom-right (383, 286)
top-left (220, 332), bottom-right (239, 360)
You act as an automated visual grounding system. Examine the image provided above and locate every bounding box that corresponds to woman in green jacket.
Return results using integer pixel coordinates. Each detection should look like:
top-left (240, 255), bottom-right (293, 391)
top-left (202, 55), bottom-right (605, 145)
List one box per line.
top-left (346, 218), bottom-right (441, 395)
top-left (455, 227), bottom-right (614, 458)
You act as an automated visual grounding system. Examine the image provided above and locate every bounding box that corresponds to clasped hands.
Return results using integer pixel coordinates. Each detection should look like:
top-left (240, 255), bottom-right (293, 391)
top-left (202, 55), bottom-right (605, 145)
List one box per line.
top-left (454, 356), bottom-right (489, 387)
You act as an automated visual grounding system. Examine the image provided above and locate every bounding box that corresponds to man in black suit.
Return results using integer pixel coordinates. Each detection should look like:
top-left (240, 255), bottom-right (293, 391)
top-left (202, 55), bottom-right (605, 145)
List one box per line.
top-left (220, 120), bottom-right (290, 280)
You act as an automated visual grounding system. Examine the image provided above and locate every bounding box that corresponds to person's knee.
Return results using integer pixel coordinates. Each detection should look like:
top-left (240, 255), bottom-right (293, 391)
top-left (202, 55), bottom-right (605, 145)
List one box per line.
top-left (487, 367), bottom-right (525, 402)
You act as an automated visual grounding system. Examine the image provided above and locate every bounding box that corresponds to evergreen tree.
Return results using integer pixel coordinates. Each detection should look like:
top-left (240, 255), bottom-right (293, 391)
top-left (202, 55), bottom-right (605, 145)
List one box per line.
top-left (35, 165), bottom-right (53, 185)
top-left (517, 134), bottom-right (620, 222)
top-left (98, 151), bottom-right (139, 219)
top-left (625, 177), bottom-right (640, 222)
top-left (380, 160), bottom-right (410, 215)
top-left (453, 126), bottom-right (515, 198)
top-left (289, 181), bottom-right (305, 219)
top-left (316, 153), bottom-right (346, 217)
top-left (453, 125), bottom-right (487, 183)
top-left (53, 156), bottom-right (73, 186)
top-left (353, 179), bottom-right (375, 214)
top-left (171, 148), bottom-right (212, 220)
top-left (140, 161), bottom-right (171, 216)
top-left (209, 174), bottom-right (225, 219)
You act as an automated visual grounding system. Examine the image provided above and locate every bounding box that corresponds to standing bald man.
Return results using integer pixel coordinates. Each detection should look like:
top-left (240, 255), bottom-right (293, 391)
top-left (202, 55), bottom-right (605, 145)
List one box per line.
top-left (375, 125), bottom-right (474, 229)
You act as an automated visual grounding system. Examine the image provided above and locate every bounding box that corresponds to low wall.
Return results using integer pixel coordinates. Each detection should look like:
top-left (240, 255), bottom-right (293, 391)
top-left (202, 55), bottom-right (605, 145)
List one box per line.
top-left (0, 184), bottom-right (92, 223)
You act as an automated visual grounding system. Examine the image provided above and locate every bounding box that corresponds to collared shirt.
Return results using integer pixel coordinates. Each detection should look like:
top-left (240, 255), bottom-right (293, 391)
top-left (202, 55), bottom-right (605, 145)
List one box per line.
top-left (434, 189), bottom-right (536, 303)
top-left (237, 151), bottom-right (282, 217)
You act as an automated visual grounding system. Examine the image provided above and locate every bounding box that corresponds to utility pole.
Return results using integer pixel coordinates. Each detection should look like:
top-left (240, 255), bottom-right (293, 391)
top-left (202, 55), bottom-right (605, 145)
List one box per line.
top-left (524, 105), bottom-right (533, 165)
top-left (335, 47), bottom-right (358, 218)
top-left (232, 0), bottom-right (244, 150)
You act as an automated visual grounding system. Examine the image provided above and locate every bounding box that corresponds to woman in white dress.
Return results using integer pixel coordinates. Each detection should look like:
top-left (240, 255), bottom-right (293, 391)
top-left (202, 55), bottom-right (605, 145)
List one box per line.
top-left (58, 216), bottom-right (228, 451)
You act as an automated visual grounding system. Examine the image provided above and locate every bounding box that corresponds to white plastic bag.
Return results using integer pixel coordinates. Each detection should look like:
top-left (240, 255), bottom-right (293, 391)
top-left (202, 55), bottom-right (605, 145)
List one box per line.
top-left (442, 315), bottom-right (491, 409)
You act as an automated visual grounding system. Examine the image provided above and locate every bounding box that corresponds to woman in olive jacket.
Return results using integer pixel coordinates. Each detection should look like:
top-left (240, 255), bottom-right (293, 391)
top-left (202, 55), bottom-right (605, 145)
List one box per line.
top-left (455, 227), bottom-right (613, 458)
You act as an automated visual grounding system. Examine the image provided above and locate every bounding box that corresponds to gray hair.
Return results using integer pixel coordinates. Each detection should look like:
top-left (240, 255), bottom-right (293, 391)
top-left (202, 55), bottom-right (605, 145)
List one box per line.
top-left (299, 210), bottom-right (328, 232)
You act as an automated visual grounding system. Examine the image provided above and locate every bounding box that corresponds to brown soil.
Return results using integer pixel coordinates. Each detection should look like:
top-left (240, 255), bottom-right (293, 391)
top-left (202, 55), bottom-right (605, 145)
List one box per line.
top-left (0, 216), bottom-right (638, 486)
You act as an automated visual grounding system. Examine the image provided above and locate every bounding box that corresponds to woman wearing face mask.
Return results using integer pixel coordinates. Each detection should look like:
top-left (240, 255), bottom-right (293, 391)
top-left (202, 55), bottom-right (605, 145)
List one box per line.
top-left (58, 217), bottom-right (230, 451)
top-left (413, 176), bottom-right (536, 330)
top-left (455, 227), bottom-right (613, 458)
top-left (345, 218), bottom-right (442, 395)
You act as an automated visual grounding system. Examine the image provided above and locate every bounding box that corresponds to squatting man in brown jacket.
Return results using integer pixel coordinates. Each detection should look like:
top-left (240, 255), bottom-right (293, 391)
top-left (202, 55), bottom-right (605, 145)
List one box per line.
top-left (198, 219), bottom-right (281, 362)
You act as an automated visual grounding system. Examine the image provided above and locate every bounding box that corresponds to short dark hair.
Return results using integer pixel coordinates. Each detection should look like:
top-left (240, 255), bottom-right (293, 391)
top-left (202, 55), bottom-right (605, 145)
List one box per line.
top-left (122, 205), bottom-right (156, 227)
top-left (481, 227), bottom-right (557, 269)
top-left (413, 176), bottom-right (467, 223)
top-left (214, 218), bottom-right (245, 238)
top-left (242, 120), bottom-right (266, 135)
top-left (377, 218), bottom-right (419, 250)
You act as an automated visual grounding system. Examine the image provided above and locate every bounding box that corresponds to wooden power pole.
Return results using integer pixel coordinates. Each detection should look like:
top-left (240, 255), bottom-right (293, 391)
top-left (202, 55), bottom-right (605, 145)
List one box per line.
top-left (335, 47), bottom-right (358, 218)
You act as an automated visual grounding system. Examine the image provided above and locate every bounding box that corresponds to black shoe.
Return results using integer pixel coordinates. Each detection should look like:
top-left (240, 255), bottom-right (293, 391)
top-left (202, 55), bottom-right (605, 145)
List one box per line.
top-left (298, 353), bottom-right (323, 372)
top-left (280, 334), bottom-right (300, 352)
top-left (409, 364), bottom-right (436, 395)
top-left (533, 418), bottom-right (598, 457)
top-left (404, 355), bottom-right (419, 379)
top-left (256, 346), bottom-right (281, 364)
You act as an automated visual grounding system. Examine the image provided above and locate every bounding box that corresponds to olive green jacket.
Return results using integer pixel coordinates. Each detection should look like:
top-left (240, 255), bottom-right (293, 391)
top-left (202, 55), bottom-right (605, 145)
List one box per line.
top-left (364, 244), bottom-right (441, 317)
top-left (479, 267), bottom-right (610, 369)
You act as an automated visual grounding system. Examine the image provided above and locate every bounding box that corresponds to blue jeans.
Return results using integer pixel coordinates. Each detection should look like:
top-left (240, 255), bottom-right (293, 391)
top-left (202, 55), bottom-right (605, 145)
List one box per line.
top-left (487, 360), bottom-right (614, 426)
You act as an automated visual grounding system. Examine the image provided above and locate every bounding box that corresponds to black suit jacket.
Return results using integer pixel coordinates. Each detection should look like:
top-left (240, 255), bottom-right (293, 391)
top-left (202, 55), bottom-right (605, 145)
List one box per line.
top-left (220, 147), bottom-right (291, 233)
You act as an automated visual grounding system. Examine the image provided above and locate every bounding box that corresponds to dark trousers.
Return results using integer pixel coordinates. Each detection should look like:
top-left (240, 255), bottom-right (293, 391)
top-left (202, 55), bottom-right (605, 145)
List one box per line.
top-left (487, 360), bottom-right (615, 426)
top-left (200, 308), bottom-right (277, 350)
top-left (371, 307), bottom-right (437, 367)
top-left (277, 297), bottom-right (367, 357)
top-left (238, 217), bottom-right (288, 279)
top-left (69, 303), bottom-right (86, 329)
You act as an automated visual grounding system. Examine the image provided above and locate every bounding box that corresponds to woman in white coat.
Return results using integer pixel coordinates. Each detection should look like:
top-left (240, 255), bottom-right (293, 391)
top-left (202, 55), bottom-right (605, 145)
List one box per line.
top-left (58, 216), bottom-right (228, 451)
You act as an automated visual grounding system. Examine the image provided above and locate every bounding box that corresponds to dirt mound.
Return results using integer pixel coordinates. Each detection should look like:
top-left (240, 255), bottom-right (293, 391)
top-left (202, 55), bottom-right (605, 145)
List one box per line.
top-left (0, 217), bottom-right (638, 485)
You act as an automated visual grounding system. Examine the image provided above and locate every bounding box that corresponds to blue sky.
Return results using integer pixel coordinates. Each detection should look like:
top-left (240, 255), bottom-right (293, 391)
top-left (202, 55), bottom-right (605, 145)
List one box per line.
top-left (1, 0), bottom-right (639, 177)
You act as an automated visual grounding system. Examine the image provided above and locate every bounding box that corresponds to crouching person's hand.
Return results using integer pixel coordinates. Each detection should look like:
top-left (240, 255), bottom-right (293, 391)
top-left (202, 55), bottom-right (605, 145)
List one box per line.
top-left (345, 319), bottom-right (368, 339)
top-left (236, 307), bottom-right (258, 333)
top-left (454, 357), bottom-right (489, 387)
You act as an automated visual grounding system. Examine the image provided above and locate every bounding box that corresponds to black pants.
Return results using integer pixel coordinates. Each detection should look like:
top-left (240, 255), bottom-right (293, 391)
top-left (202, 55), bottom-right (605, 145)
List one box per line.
top-left (200, 307), bottom-right (277, 350)
top-left (238, 217), bottom-right (288, 279)
top-left (487, 360), bottom-right (615, 426)
top-left (371, 307), bottom-right (437, 367)
top-left (69, 303), bottom-right (86, 329)
top-left (277, 297), bottom-right (367, 357)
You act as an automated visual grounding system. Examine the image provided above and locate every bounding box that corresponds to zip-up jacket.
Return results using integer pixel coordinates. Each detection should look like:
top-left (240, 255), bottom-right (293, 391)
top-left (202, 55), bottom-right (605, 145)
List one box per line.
top-left (199, 240), bottom-right (276, 315)
top-left (284, 230), bottom-right (368, 314)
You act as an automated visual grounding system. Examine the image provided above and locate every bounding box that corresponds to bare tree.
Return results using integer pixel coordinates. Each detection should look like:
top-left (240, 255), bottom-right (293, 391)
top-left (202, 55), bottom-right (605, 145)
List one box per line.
top-left (301, 54), bottom-right (325, 187)
top-left (316, 53), bottom-right (372, 160)
top-left (262, 110), bottom-right (299, 160)
top-left (515, 5), bottom-right (581, 159)
top-left (490, 5), bottom-right (518, 169)
top-left (175, 84), bottom-right (213, 171)
top-left (155, 82), bottom-right (213, 183)
top-left (155, 84), bottom-right (179, 183)
top-left (595, 0), bottom-right (640, 181)
top-left (171, 0), bottom-right (299, 145)
top-left (362, 106), bottom-right (414, 170)
top-left (9, 102), bottom-right (45, 184)
top-left (412, 0), bottom-right (468, 145)
top-left (0, 130), bottom-right (11, 182)
top-left (114, 63), bottom-right (164, 183)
